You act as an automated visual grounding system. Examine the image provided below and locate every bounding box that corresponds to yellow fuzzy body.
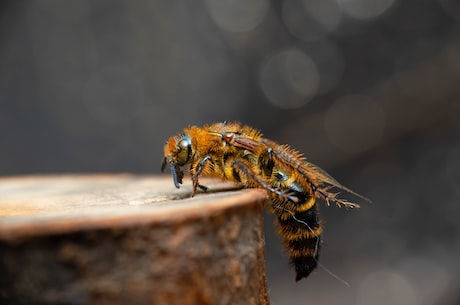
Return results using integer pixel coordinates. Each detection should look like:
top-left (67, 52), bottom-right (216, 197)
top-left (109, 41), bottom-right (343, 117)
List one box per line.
top-left (162, 122), bottom-right (364, 281)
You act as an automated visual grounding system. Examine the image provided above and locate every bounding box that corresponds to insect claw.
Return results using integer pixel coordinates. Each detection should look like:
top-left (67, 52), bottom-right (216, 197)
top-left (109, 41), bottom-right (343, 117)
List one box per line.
top-left (334, 198), bottom-right (361, 209)
top-left (269, 187), bottom-right (299, 203)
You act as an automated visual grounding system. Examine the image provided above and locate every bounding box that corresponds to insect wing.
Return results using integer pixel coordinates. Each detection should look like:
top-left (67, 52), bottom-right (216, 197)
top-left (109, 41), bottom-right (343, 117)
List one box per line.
top-left (301, 160), bottom-right (371, 203)
top-left (231, 134), bottom-right (268, 151)
top-left (268, 145), bottom-right (370, 206)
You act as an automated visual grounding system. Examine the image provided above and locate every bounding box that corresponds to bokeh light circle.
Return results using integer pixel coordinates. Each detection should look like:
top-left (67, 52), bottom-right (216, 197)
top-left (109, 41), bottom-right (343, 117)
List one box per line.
top-left (206, 0), bottom-right (270, 32)
top-left (259, 48), bottom-right (320, 109)
top-left (282, 0), bottom-right (342, 40)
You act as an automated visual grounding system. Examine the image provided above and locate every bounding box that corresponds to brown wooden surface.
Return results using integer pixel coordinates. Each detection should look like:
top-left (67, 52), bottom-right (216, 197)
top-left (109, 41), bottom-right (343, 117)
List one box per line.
top-left (0, 174), bottom-right (270, 305)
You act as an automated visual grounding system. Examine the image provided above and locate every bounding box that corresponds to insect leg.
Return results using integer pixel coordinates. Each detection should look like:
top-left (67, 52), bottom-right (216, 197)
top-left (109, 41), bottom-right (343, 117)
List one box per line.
top-left (231, 159), bottom-right (298, 203)
top-left (258, 147), bottom-right (275, 177)
top-left (161, 156), bottom-right (184, 188)
top-left (191, 155), bottom-right (211, 196)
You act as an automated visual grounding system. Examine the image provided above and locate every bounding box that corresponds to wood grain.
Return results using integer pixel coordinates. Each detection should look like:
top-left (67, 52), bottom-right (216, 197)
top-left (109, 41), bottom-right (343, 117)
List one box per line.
top-left (0, 174), bottom-right (270, 305)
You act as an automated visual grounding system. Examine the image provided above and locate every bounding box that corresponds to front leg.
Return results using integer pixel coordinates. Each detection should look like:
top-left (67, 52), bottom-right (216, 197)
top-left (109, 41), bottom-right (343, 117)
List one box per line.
top-left (191, 155), bottom-right (211, 197)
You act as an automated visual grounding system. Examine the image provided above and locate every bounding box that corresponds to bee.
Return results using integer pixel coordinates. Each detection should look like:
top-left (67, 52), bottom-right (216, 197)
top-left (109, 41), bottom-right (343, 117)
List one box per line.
top-left (161, 122), bottom-right (368, 281)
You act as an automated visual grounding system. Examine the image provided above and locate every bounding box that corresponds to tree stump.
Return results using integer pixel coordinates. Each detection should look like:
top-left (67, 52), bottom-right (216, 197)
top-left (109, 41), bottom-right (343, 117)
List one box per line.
top-left (0, 174), bottom-right (270, 305)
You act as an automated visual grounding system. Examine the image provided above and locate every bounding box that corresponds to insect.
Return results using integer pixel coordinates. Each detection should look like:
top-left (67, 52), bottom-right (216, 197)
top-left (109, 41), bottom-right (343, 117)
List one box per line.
top-left (161, 122), bottom-right (369, 281)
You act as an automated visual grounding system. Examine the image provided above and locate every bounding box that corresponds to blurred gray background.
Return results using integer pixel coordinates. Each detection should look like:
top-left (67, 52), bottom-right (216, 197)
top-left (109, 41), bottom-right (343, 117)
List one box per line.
top-left (1, 0), bottom-right (460, 304)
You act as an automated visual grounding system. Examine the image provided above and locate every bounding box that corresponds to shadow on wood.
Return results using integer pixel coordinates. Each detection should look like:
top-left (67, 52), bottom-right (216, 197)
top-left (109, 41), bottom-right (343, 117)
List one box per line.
top-left (0, 174), bottom-right (270, 305)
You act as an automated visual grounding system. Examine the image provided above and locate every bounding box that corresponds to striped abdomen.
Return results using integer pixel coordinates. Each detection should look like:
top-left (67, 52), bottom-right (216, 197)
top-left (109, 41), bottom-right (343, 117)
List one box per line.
top-left (271, 172), bottom-right (322, 281)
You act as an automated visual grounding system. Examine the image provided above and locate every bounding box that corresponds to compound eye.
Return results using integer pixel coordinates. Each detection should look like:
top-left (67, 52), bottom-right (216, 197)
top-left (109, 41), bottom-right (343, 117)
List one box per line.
top-left (176, 136), bottom-right (192, 165)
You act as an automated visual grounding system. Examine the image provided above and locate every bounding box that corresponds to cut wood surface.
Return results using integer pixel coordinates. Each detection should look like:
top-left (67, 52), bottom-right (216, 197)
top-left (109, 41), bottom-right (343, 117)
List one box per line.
top-left (0, 174), bottom-right (270, 305)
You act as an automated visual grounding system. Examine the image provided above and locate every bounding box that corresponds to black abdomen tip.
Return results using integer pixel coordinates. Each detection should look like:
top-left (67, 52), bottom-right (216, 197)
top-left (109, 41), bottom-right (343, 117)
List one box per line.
top-left (293, 256), bottom-right (318, 282)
